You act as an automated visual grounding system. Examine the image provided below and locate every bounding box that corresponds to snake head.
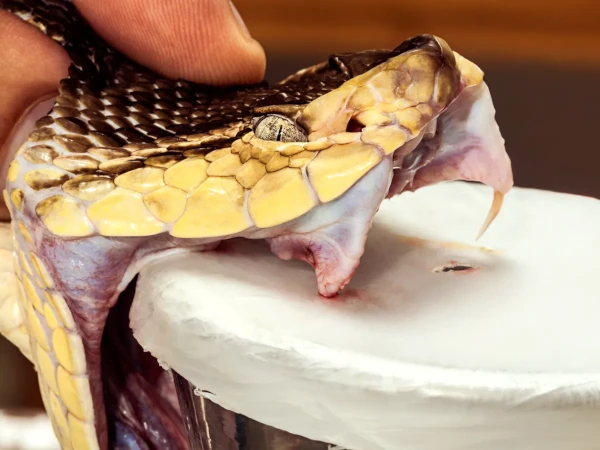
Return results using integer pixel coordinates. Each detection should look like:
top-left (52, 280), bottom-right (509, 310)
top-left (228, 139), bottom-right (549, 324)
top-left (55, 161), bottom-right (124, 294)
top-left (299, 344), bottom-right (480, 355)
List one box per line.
top-left (295, 35), bottom-right (512, 201)
top-left (240, 35), bottom-right (512, 295)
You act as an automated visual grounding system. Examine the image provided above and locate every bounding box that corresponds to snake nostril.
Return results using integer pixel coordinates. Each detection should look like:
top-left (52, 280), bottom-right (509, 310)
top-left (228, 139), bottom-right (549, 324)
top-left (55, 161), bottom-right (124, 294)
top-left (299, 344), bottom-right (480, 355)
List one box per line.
top-left (346, 118), bottom-right (364, 133)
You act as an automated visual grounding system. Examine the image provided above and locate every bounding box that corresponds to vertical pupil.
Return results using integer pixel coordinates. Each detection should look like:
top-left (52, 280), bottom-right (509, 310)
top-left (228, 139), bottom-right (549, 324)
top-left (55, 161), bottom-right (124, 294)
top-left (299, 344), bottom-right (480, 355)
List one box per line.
top-left (276, 124), bottom-right (283, 141)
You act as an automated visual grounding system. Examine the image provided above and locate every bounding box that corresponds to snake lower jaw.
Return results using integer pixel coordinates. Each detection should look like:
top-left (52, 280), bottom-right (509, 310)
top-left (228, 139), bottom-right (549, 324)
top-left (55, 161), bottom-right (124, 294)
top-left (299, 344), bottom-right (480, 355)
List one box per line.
top-left (266, 157), bottom-right (393, 297)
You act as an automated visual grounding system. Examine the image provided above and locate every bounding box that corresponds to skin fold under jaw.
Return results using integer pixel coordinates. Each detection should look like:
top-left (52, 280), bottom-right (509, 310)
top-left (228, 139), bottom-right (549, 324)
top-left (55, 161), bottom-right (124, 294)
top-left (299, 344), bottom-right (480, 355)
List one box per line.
top-left (0, 1), bottom-right (513, 449)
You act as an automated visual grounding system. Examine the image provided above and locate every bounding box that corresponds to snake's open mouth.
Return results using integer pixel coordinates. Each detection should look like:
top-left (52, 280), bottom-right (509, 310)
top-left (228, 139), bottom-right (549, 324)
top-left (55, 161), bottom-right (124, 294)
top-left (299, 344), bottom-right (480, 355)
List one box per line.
top-left (1, 1), bottom-right (513, 446)
top-left (101, 278), bottom-right (189, 448)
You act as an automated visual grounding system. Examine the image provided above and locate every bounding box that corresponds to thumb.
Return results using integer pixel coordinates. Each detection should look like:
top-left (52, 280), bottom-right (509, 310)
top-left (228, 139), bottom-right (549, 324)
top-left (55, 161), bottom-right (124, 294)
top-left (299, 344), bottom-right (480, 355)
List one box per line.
top-left (0, 1), bottom-right (265, 219)
top-left (72, 0), bottom-right (266, 85)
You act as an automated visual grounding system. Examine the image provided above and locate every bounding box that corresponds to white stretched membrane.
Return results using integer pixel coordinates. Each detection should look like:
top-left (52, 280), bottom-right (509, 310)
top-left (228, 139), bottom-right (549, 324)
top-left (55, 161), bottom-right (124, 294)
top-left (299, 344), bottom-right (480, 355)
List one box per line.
top-left (131, 182), bottom-right (600, 450)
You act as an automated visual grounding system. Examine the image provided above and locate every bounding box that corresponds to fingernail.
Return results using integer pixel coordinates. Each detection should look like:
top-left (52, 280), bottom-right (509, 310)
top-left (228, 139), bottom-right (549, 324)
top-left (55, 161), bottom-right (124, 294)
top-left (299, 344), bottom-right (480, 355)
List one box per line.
top-left (229, 1), bottom-right (252, 40)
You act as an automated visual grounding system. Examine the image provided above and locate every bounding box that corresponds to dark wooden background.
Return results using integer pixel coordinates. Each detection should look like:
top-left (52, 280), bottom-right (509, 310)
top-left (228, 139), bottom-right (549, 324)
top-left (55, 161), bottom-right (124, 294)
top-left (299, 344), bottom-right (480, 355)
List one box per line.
top-left (1, 0), bottom-right (599, 411)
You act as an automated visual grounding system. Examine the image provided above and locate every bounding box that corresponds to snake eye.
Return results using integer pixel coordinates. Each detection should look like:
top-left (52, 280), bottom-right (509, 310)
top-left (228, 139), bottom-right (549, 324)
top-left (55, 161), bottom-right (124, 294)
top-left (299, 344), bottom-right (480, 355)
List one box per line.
top-left (253, 114), bottom-right (308, 142)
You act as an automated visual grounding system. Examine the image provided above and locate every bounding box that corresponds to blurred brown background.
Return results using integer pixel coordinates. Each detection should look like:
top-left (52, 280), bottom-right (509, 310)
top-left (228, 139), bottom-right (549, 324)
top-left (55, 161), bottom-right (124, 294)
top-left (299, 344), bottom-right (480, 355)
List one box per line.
top-left (1, 0), bottom-right (599, 413)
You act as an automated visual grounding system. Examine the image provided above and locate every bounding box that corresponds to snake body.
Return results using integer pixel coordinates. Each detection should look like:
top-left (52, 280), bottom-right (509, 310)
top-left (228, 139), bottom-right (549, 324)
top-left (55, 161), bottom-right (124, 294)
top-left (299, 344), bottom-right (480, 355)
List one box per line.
top-left (0, 1), bottom-right (507, 449)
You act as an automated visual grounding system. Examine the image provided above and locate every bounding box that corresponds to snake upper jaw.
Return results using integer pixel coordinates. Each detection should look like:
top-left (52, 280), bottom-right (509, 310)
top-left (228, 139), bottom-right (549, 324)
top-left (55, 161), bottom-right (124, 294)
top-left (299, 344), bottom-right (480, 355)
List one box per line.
top-left (264, 77), bottom-right (512, 297)
top-left (396, 82), bottom-right (512, 196)
top-left (387, 81), bottom-right (513, 240)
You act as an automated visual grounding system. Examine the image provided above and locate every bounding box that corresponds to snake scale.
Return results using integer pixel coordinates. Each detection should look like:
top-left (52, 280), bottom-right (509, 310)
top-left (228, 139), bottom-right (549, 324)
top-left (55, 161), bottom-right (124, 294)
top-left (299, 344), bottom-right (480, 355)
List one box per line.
top-left (0, 0), bottom-right (512, 449)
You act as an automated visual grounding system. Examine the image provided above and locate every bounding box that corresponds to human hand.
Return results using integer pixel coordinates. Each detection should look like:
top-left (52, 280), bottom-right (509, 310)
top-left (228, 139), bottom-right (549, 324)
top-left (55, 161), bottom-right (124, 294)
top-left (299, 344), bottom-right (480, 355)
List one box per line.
top-left (0, 0), bottom-right (266, 220)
